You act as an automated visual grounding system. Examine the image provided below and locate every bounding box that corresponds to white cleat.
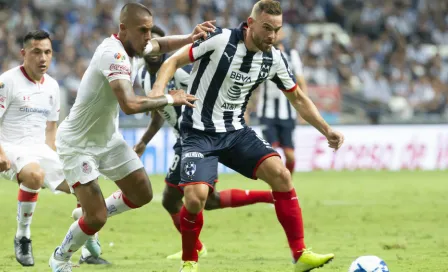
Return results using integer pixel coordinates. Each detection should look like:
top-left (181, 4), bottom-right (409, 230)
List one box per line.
top-left (49, 247), bottom-right (77, 272)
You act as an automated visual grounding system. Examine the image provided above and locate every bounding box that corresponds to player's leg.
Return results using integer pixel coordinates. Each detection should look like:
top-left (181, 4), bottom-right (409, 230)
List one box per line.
top-left (225, 127), bottom-right (333, 271)
top-left (164, 148), bottom-right (207, 260)
top-left (50, 179), bottom-right (108, 271)
top-left (278, 124), bottom-right (296, 174)
top-left (14, 162), bottom-right (44, 266)
top-left (178, 131), bottom-right (218, 271)
top-left (205, 185), bottom-right (273, 210)
top-left (256, 156), bottom-right (334, 271)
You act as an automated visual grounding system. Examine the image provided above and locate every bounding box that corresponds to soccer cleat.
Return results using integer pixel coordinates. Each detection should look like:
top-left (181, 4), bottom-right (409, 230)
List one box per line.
top-left (14, 237), bottom-right (34, 266)
top-left (79, 255), bottom-right (111, 265)
top-left (167, 245), bottom-right (207, 260)
top-left (179, 261), bottom-right (198, 272)
top-left (49, 247), bottom-right (77, 272)
top-left (294, 249), bottom-right (334, 272)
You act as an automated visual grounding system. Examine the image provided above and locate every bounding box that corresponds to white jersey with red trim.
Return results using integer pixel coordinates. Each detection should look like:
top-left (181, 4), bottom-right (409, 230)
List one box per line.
top-left (57, 34), bottom-right (142, 147)
top-left (0, 66), bottom-right (60, 145)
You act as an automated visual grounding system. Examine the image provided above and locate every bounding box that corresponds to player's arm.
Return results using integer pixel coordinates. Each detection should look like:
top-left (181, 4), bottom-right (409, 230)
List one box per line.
top-left (273, 53), bottom-right (344, 150)
top-left (0, 144), bottom-right (10, 171)
top-left (133, 111), bottom-right (165, 157)
top-left (145, 21), bottom-right (216, 56)
top-left (150, 44), bottom-right (193, 97)
top-left (45, 121), bottom-right (57, 151)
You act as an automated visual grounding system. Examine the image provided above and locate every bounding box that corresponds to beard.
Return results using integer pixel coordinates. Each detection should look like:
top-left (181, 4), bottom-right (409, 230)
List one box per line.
top-left (251, 32), bottom-right (272, 53)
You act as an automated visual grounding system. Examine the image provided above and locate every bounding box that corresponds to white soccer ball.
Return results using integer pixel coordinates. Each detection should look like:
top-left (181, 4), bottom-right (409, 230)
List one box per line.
top-left (348, 256), bottom-right (389, 272)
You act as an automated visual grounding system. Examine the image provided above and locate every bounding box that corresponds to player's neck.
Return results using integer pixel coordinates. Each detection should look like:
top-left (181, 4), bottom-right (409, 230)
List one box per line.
top-left (243, 29), bottom-right (260, 53)
top-left (117, 32), bottom-right (135, 57)
top-left (22, 64), bottom-right (43, 83)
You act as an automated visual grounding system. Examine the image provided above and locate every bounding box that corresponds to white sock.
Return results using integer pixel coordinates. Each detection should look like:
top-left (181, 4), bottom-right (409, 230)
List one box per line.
top-left (54, 218), bottom-right (94, 261)
top-left (16, 184), bottom-right (40, 239)
top-left (104, 190), bottom-right (138, 217)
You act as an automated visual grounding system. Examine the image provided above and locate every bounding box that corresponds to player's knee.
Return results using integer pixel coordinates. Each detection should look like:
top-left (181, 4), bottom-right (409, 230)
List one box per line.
top-left (23, 169), bottom-right (45, 189)
top-left (84, 209), bottom-right (108, 231)
top-left (270, 167), bottom-right (292, 192)
top-left (184, 194), bottom-right (207, 213)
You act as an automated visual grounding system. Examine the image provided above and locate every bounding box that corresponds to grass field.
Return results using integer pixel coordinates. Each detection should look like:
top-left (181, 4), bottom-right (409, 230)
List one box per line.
top-left (1, 171), bottom-right (447, 272)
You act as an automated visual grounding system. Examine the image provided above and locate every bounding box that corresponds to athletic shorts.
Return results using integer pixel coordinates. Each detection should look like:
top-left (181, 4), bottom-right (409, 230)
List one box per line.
top-left (56, 136), bottom-right (143, 190)
top-left (0, 144), bottom-right (65, 192)
top-left (179, 126), bottom-right (279, 190)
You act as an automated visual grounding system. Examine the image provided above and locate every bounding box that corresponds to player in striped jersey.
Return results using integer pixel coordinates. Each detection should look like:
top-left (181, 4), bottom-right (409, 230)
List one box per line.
top-left (151, 1), bottom-right (344, 271)
top-left (256, 42), bottom-right (307, 174)
top-left (131, 26), bottom-right (274, 260)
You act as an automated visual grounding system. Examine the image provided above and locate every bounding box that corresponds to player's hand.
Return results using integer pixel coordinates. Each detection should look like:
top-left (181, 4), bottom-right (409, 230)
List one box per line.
top-left (325, 129), bottom-right (344, 151)
top-left (190, 20), bottom-right (216, 42)
top-left (0, 154), bottom-right (11, 171)
top-left (133, 141), bottom-right (147, 158)
top-left (169, 90), bottom-right (197, 108)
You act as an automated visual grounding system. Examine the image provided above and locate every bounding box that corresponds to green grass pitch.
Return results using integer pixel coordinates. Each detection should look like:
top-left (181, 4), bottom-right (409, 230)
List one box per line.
top-left (0, 171), bottom-right (447, 271)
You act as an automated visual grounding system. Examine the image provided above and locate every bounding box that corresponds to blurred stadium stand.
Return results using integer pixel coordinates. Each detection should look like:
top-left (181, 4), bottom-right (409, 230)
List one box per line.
top-left (0, 0), bottom-right (447, 126)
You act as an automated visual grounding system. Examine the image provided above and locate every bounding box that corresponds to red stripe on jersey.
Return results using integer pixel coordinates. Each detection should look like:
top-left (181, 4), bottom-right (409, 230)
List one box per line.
top-left (189, 45), bottom-right (195, 62)
top-left (282, 84), bottom-right (297, 93)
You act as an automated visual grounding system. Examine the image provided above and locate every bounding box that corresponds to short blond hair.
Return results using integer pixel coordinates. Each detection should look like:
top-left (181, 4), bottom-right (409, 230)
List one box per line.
top-left (251, 0), bottom-right (282, 18)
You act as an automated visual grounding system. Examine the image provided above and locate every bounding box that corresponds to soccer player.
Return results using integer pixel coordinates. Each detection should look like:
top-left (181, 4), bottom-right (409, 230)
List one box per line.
top-left (48, 3), bottom-right (215, 271)
top-left (0, 30), bottom-right (108, 267)
top-left (150, 1), bottom-right (344, 271)
top-left (131, 25), bottom-right (274, 260)
top-left (256, 42), bottom-right (307, 174)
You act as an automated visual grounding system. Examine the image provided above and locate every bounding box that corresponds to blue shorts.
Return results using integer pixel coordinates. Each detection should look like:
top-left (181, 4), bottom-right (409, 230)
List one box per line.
top-left (260, 118), bottom-right (295, 149)
top-left (165, 138), bottom-right (182, 190)
top-left (179, 127), bottom-right (279, 190)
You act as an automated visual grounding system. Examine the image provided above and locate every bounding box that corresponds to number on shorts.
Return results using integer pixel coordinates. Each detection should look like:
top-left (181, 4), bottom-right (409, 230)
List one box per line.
top-left (170, 154), bottom-right (180, 171)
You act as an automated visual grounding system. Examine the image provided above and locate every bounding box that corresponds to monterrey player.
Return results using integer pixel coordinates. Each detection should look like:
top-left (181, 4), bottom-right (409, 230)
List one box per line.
top-left (150, 1), bottom-right (344, 271)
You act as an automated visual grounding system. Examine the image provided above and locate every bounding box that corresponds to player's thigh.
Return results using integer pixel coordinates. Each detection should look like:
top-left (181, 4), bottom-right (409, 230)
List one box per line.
top-left (260, 120), bottom-right (280, 147)
top-left (17, 162), bottom-right (45, 189)
top-left (99, 138), bottom-right (145, 182)
top-left (34, 145), bottom-right (67, 193)
top-left (56, 140), bottom-right (101, 191)
top-left (220, 127), bottom-right (279, 179)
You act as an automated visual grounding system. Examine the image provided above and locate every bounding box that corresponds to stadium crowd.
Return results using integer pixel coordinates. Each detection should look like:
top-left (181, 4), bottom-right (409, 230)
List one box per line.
top-left (0, 0), bottom-right (446, 123)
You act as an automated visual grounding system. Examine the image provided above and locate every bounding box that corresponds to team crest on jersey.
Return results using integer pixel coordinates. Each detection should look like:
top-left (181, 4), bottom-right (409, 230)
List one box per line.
top-left (0, 95), bottom-right (5, 102)
top-left (114, 52), bottom-right (126, 61)
top-left (81, 161), bottom-right (92, 174)
top-left (184, 161), bottom-right (196, 179)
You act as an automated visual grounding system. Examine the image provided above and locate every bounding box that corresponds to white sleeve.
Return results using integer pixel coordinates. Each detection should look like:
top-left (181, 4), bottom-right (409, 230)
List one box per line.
top-left (99, 50), bottom-right (132, 83)
top-left (47, 82), bottom-right (60, 121)
top-left (0, 75), bottom-right (13, 118)
top-left (174, 67), bottom-right (191, 90)
top-left (289, 49), bottom-right (304, 76)
top-left (270, 52), bottom-right (297, 93)
top-left (188, 28), bottom-right (226, 62)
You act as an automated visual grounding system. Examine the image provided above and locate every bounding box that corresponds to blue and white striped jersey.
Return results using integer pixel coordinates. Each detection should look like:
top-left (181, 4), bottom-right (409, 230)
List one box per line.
top-left (181, 22), bottom-right (297, 133)
top-left (136, 64), bottom-right (191, 137)
top-left (257, 49), bottom-right (304, 122)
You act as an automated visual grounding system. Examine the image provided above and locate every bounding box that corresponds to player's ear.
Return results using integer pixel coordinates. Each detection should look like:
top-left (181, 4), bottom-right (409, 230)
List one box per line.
top-left (20, 48), bottom-right (26, 58)
top-left (119, 23), bottom-right (127, 34)
top-left (247, 17), bottom-right (255, 28)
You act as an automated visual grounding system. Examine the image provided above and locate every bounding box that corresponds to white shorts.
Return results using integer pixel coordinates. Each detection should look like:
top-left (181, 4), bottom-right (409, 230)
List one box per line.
top-left (0, 144), bottom-right (65, 193)
top-left (56, 136), bottom-right (144, 189)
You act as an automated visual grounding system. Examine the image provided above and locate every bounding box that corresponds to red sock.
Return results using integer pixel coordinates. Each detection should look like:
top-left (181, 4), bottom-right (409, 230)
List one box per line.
top-left (272, 189), bottom-right (305, 261)
top-left (171, 212), bottom-right (203, 251)
top-left (285, 160), bottom-right (295, 174)
top-left (180, 207), bottom-right (204, 261)
top-left (219, 189), bottom-right (274, 208)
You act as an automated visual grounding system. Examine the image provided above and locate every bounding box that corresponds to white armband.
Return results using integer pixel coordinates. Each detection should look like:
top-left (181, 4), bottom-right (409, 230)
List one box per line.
top-left (164, 94), bottom-right (174, 106)
top-left (144, 41), bottom-right (154, 56)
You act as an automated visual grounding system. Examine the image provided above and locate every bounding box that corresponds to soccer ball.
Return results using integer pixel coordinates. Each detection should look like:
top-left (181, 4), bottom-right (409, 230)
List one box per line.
top-left (348, 256), bottom-right (389, 272)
